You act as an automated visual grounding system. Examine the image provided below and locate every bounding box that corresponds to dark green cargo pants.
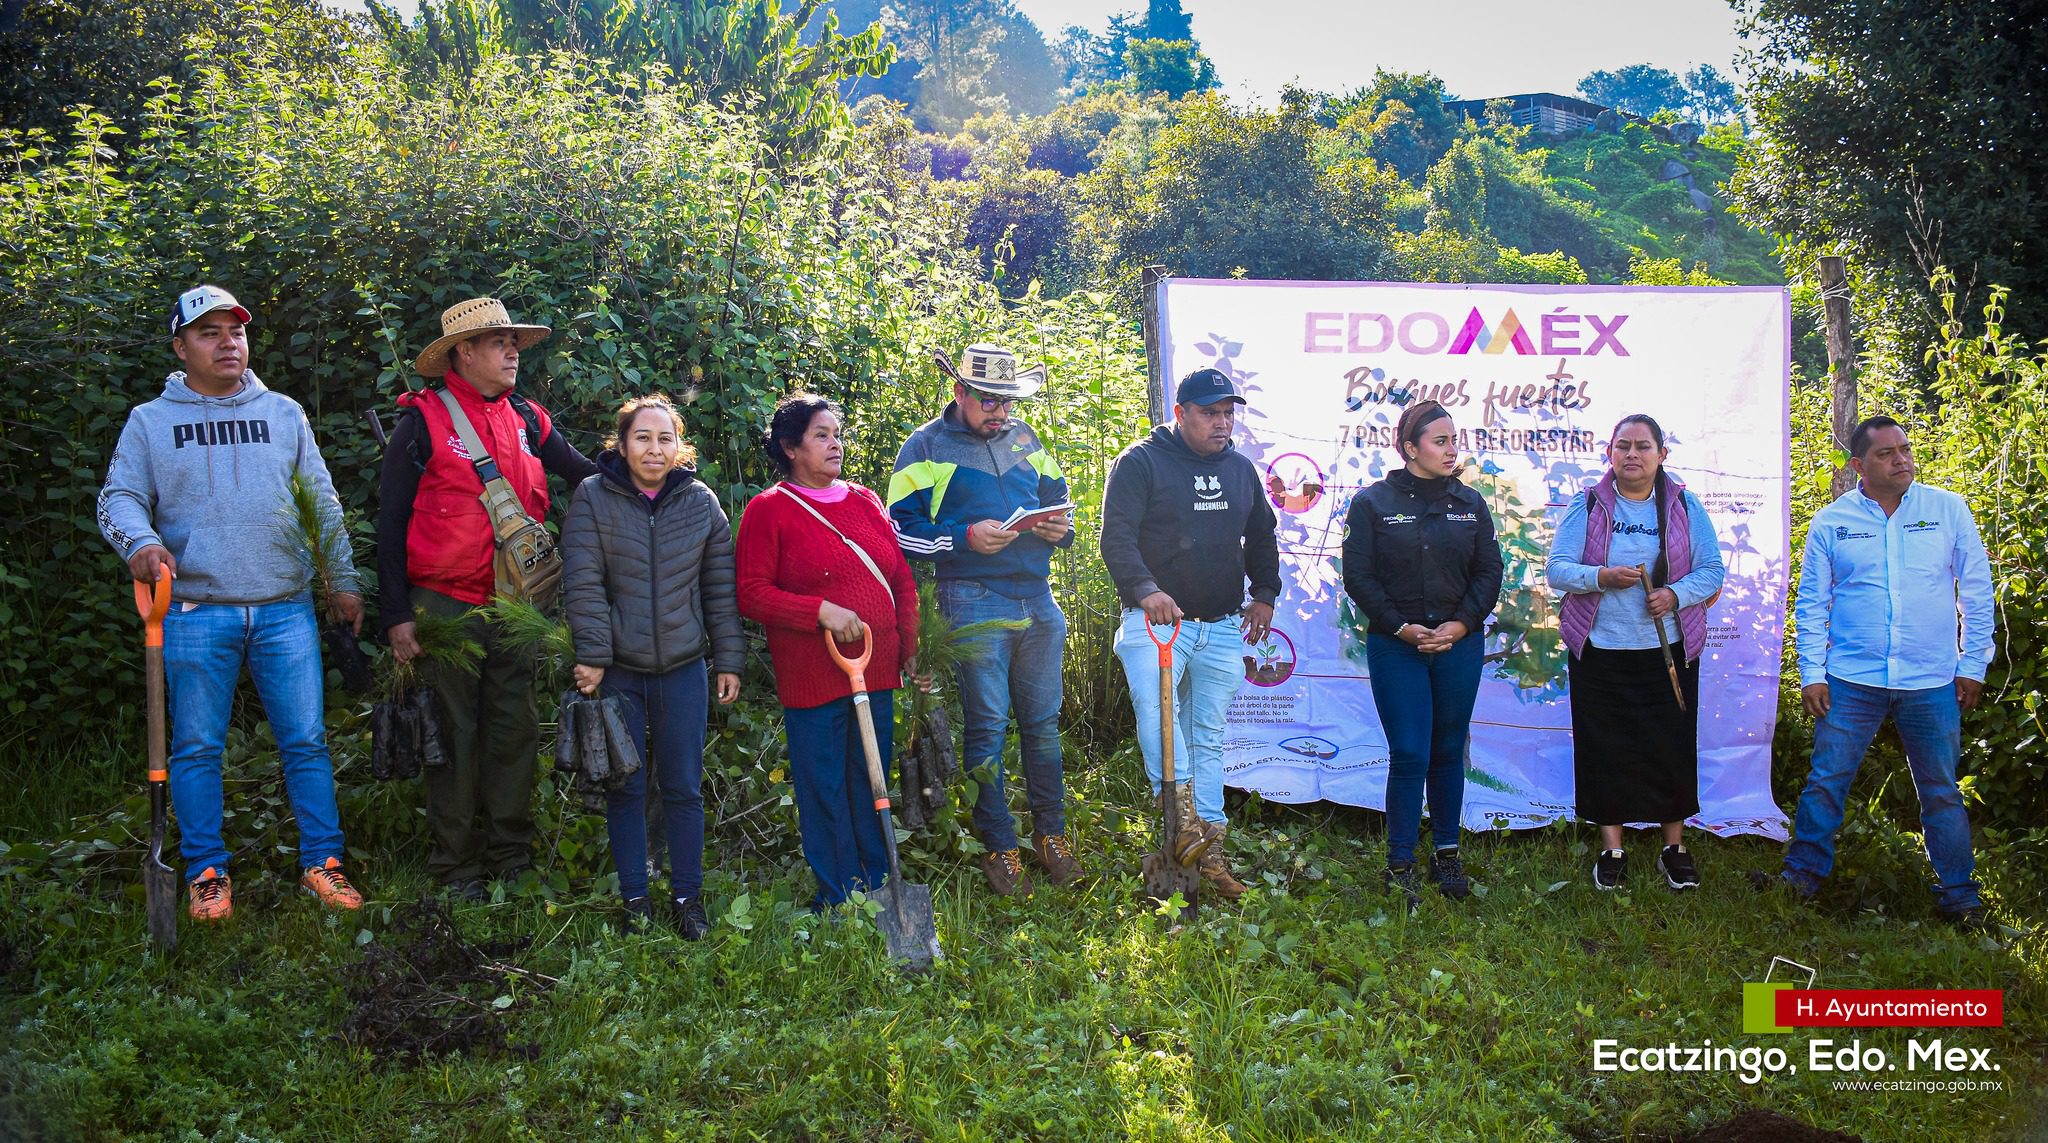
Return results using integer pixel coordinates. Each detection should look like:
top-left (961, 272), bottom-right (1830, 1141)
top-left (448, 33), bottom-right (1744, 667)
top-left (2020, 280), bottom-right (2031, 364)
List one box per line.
top-left (412, 587), bottom-right (538, 883)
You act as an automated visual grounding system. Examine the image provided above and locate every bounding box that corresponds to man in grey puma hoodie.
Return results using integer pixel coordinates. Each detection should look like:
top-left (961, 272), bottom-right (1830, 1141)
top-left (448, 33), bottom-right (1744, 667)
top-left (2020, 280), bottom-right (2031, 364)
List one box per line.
top-left (97, 285), bottom-right (367, 921)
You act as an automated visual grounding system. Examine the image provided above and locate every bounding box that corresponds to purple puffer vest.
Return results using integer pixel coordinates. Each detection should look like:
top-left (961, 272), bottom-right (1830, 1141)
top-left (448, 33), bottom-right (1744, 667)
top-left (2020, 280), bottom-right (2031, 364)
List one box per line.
top-left (1559, 470), bottom-right (1707, 663)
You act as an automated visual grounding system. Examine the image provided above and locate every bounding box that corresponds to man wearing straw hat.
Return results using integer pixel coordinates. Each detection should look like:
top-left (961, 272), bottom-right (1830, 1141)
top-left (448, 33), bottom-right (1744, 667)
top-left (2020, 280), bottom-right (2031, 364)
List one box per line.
top-left (889, 344), bottom-right (1079, 897)
top-left (376, 297), bottom-right (598, 901)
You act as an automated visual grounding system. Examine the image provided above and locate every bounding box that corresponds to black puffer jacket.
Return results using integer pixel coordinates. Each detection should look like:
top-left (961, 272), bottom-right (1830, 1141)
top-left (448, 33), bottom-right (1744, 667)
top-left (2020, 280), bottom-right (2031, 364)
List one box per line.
top-left (1341, 468), bottom-right (1504, 636)
top-left (561, 452), bottom-right (743, 675)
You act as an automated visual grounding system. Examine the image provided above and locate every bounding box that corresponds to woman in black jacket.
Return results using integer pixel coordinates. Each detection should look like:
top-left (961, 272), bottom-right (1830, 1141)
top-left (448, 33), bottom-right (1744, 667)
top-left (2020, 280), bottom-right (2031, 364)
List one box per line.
top-left (1341, 400), bottom-right (1505, 907)
top-left (561, 395), bottom-right (743, 936)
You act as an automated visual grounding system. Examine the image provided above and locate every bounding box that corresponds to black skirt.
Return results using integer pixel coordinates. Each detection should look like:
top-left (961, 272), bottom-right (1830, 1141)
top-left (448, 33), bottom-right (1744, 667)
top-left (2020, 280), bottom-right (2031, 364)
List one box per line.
top-left (1568, 641), bottom-right (1701, 826)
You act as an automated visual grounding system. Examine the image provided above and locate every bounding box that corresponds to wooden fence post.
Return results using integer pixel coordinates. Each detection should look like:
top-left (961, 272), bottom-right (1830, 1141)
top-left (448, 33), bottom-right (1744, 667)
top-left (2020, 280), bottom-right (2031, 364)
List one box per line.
top-left (1141, 265), bottom-right (1168, 426)
top-left (1819, 255), bottom-right (1856, 497)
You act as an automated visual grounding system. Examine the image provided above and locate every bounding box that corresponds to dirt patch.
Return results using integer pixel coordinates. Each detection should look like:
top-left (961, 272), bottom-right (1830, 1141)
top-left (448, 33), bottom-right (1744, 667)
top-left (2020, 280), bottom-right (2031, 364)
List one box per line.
top-left (1572, 1109), bottom-right (1860, 1143)
top-left (339, 896), bottom-right (552, 1061)
top-left (1685, 1109), bottom-right (1860, 1142)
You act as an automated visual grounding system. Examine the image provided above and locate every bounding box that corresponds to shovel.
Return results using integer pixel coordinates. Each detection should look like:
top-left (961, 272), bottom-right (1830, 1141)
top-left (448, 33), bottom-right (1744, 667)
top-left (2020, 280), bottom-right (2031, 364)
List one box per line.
top-left (1637, 564), bottom-right (1687, 713)
top-left (1140, 618), bottom-right (1199, 914)
top-left (825, 624), bottom-right (941, 970)
top-left (133, 570), bottom-right (178, 950)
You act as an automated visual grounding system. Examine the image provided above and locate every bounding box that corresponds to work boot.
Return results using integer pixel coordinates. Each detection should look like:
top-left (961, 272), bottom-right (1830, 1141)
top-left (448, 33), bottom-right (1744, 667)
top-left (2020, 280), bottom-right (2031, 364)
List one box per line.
top-left (979, 848), bottom-right (1034, 897)
top-left (299, 857), bottom-right (363, 911)
top-left (1033, 833), bottom-right (1081, 886)
top-left (1195, 824), bottom-right (1246, 901)
top-left (187, 867), bottom-right (233, 923)
top-left (1168, 784), bottom-right (1210, 867)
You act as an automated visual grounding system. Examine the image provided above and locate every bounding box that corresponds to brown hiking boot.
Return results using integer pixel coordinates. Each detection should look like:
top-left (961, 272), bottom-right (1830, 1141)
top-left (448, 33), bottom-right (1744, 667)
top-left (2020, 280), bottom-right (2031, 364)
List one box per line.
top-left (1168, 784), bottom-right (1210, 867)
top-left (1196, 824), bottom-right (1246, 901)
top-left (1033, 833), bottom-right (1081, 886)
top-left (979, 848), bottom-right (1034, 897)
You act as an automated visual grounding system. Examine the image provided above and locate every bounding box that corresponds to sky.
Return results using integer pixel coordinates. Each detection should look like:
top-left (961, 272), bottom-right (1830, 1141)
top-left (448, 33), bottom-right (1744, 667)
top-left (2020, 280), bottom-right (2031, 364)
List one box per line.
top-left (331, 0), bottom-right (1750, 105)
top-left (1012, 0), bottom-right (1750, 103)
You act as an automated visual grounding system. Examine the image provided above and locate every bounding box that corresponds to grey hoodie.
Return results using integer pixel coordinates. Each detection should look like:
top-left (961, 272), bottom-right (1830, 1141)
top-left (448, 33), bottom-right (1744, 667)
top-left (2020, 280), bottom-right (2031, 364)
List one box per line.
top-left (98, 371), bottom-right (360, 605)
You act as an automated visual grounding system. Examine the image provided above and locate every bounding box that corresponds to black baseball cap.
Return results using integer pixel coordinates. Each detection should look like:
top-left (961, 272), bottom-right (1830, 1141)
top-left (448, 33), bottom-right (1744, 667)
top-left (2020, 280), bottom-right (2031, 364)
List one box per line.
top-left (1175, 367), bottom-right (1244, 406)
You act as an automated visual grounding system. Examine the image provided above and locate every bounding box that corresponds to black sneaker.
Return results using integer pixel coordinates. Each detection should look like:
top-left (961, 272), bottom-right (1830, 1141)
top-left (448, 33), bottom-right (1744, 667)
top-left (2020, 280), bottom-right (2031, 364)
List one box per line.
top-left (620, 895), bottom-right (655, 932)
top-left (671, 895), bottom-right (710, 941)
top-left (445, 877), bottom-right (488, 904)
top-left (1428, 848), bottom-right (1472, 899)
top-left (1657, 845), bottom-right (1700, 891)
top-left (1938, 906), bottom-right (1994, 934)
top-left (1384, 863), bottom-right (1421, 912)
top-left (1593, 849), bottom-right (1627, 891)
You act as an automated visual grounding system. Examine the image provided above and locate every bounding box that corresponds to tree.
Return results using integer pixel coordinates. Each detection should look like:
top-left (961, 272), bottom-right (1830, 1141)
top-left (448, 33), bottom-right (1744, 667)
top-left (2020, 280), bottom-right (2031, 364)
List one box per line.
top-left (1730, 0), bottom-right (2048, 341)
top-left (1681, 64), bottom-right (1738, 125)
top-left (1577, 64), bottom-right (1685, 118)
top-left (1122, 37), bottom-right (1215, 101)
top-left (375, 0), bottom-right (894, 148)
top-left (1139, 0), bottom-right (1191, 42)
top-left (1083, 95), bottom-right (1398, 284)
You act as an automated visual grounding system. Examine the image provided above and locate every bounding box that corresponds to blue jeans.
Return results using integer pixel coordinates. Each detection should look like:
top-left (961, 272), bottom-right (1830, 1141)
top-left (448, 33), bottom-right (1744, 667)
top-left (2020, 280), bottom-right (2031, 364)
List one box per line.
top-left (1112, 609), bottom-right (1243, 824)
top-left (601, 659), bottom-right (709, 901)
top-left (1365, 631), bottom-right (1482, 864)
top-left (162, 594), bottom-right (343, 879)
top-left (784, 689), bottom-right (895, 908)
top-left (1784, 675), bottom-right (1981, 912)
top-left (937, 580), bottom-right (1068, 852)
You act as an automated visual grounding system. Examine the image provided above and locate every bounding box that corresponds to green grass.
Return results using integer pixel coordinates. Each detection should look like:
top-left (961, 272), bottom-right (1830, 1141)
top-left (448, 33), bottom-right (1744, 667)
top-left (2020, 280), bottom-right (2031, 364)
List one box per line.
top-left (2, 746), bottom-right (2043, 1141)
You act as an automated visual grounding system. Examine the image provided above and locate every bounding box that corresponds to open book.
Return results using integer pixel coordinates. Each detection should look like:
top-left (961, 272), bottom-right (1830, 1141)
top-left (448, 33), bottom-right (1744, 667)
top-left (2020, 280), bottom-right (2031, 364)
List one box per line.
top-left (999, 502), bottom-right (1075, 533)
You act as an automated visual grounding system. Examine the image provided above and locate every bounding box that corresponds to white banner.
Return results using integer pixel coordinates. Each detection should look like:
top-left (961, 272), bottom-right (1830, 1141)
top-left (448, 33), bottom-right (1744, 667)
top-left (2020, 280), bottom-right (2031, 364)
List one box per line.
top-left (1156, 279), bottom-right (1791, 838)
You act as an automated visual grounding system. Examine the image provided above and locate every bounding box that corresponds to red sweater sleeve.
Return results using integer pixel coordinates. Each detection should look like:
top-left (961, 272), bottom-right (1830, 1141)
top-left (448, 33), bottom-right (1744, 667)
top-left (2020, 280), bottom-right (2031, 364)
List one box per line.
top-left (736, 491), bottom-right (825, 633)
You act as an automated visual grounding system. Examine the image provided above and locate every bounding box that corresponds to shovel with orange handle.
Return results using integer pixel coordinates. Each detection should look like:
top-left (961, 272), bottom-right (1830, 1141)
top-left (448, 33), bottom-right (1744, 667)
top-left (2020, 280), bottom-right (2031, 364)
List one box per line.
top-left (823, 623), bottom-right (941, 970)
top-left (1139, 618), bottom-right (1199, 915)
top-left (134, 569), bottom-right (178, 950)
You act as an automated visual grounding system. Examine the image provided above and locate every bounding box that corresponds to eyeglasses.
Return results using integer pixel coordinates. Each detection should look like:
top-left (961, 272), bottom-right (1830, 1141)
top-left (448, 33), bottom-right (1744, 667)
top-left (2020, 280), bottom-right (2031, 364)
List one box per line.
top-left (966, 388), bottom-right (1017, 412)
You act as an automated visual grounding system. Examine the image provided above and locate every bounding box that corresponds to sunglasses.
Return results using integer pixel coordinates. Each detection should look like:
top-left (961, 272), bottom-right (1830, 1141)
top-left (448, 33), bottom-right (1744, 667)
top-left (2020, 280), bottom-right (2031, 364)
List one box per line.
top-left (965, 387), bottom-right (1017, 412)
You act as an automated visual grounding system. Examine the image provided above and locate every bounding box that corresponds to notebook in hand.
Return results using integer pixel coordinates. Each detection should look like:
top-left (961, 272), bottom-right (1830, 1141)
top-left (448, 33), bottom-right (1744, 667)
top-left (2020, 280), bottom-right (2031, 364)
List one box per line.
top-left (999, 502), bottom-right (1075, 533)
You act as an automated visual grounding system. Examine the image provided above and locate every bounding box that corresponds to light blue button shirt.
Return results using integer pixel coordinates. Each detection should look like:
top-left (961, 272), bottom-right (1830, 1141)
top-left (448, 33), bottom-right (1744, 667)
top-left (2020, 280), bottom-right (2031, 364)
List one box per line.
top-left (1795, 481), bottom-right (1993, 690)
top-left (1546, 487), bottom-right (1724, 651)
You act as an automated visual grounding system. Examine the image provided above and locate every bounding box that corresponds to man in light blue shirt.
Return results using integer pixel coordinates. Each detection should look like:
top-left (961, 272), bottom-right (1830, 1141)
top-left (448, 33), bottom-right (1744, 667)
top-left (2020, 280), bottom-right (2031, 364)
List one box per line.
top-left (1779, 415), bottom-right (1994, 927)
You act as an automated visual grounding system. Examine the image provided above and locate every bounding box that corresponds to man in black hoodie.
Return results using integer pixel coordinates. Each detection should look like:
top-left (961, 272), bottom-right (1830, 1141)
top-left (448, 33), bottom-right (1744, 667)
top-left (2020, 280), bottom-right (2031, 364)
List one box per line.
top-left (1101, 368), bottom-right (1281, 900)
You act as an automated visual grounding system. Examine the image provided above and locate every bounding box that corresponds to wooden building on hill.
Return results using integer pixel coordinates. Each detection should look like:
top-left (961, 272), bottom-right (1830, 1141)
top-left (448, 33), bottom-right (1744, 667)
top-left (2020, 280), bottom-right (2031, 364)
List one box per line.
top-left (1443, 92), bottom-right (1648, 136)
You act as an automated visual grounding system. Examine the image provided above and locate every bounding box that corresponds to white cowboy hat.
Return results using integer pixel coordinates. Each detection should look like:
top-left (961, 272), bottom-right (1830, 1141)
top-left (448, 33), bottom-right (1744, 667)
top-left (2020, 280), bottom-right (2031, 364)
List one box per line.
top-left (414, 297), bottom-right (552, 378)
top-left (934, 343), bottom-right (1046, 400)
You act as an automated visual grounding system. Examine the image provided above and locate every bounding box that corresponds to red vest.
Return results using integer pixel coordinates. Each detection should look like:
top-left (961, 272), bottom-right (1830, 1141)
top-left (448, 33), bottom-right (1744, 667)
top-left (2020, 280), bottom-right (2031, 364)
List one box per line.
top-left (398, 372), bottom-right (553, 605)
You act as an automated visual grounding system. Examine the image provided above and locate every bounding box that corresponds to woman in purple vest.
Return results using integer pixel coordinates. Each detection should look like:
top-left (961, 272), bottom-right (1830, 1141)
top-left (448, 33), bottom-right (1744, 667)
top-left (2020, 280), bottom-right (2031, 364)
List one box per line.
top-left (1546, 414), bottom-right (1723, 892)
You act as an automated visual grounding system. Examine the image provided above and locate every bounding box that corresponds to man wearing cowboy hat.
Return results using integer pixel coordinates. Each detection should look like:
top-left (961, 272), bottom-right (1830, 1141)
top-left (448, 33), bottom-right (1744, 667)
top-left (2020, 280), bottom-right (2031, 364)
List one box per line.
top-left (889, 344), bottom-right (1080, 896)
top-left (375, 297), bottom-right (598, 901)
top-left (98, 285), bottom-right (367, 920)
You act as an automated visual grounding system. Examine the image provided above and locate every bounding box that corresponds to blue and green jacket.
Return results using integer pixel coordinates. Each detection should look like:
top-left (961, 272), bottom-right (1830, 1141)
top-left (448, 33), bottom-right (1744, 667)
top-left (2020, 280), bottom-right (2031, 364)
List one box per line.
top-left (888, 403), bottom-right (1074, 595)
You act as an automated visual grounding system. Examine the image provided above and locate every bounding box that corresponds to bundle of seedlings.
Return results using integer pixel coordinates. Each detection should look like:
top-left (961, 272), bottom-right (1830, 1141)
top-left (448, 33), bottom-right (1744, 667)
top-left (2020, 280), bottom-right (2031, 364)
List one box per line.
top-left (897, 582), bottom-right (1028, 831)
top-left (339, 896), bottom-right (553, 1061)
top-left (369, 611), bottom-right (479, 780)
top-left (283, 470), bottom-right (373, 693)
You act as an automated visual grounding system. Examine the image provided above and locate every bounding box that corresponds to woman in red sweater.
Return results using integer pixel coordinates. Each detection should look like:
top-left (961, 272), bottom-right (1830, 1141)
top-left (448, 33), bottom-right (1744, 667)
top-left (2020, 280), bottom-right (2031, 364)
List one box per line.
top-left (736, 393), bottom-right (919, 910)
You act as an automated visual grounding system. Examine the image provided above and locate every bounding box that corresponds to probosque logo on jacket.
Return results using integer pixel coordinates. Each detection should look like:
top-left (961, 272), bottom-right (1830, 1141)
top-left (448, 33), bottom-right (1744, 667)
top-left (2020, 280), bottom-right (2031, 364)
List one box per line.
top-left (1193, 474), bottom-right (1228, 511)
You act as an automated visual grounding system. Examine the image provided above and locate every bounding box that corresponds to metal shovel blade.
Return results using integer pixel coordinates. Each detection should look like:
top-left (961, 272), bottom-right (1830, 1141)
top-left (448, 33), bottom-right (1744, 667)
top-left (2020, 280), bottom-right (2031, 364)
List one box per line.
top-left (869, 880), bottom-right (941, 970)
top-left (1142, 849), bottom-right (1199, 915)
top-left (144, 856), bottom-right (179, 950)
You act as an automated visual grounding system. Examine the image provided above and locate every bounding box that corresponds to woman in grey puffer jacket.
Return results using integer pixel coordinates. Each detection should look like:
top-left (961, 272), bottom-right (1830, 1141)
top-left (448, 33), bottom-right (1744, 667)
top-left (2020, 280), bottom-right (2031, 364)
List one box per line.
top-left (562, 395), bottom-right (743, 937)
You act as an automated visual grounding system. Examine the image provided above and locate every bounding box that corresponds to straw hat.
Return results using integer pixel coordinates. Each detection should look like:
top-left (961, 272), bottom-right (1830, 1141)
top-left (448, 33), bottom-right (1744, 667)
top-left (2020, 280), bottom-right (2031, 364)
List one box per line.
top-left (413, 297), bottom-right (552, 378)
top-left (934, 343), bottom-right (1046, 399)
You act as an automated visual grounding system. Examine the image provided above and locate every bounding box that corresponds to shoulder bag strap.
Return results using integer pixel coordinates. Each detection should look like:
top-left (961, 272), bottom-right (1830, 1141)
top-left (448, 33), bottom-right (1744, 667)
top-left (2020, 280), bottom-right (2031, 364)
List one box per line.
top-left (437, 388), bottom-right (536, 542)
top-left (774, 484), bottom-right (895, 607)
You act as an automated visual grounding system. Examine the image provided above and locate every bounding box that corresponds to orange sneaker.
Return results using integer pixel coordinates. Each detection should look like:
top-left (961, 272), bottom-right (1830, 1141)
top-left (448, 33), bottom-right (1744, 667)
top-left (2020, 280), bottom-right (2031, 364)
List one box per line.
top-left (300, 857), bottom-right (363, 911)
top-left (188, 868), bottom-right (233, 922)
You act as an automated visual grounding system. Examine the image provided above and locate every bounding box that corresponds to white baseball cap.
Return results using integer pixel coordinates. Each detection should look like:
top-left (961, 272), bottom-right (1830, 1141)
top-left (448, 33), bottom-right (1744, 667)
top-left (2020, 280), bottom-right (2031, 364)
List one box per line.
top-left (169, 285), bottom-right (252, 338)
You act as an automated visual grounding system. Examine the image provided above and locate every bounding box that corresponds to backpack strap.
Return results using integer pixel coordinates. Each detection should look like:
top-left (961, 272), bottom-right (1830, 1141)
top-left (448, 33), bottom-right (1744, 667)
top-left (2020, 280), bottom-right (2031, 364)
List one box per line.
top-left (507, 391), bottom-right (545, 456)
